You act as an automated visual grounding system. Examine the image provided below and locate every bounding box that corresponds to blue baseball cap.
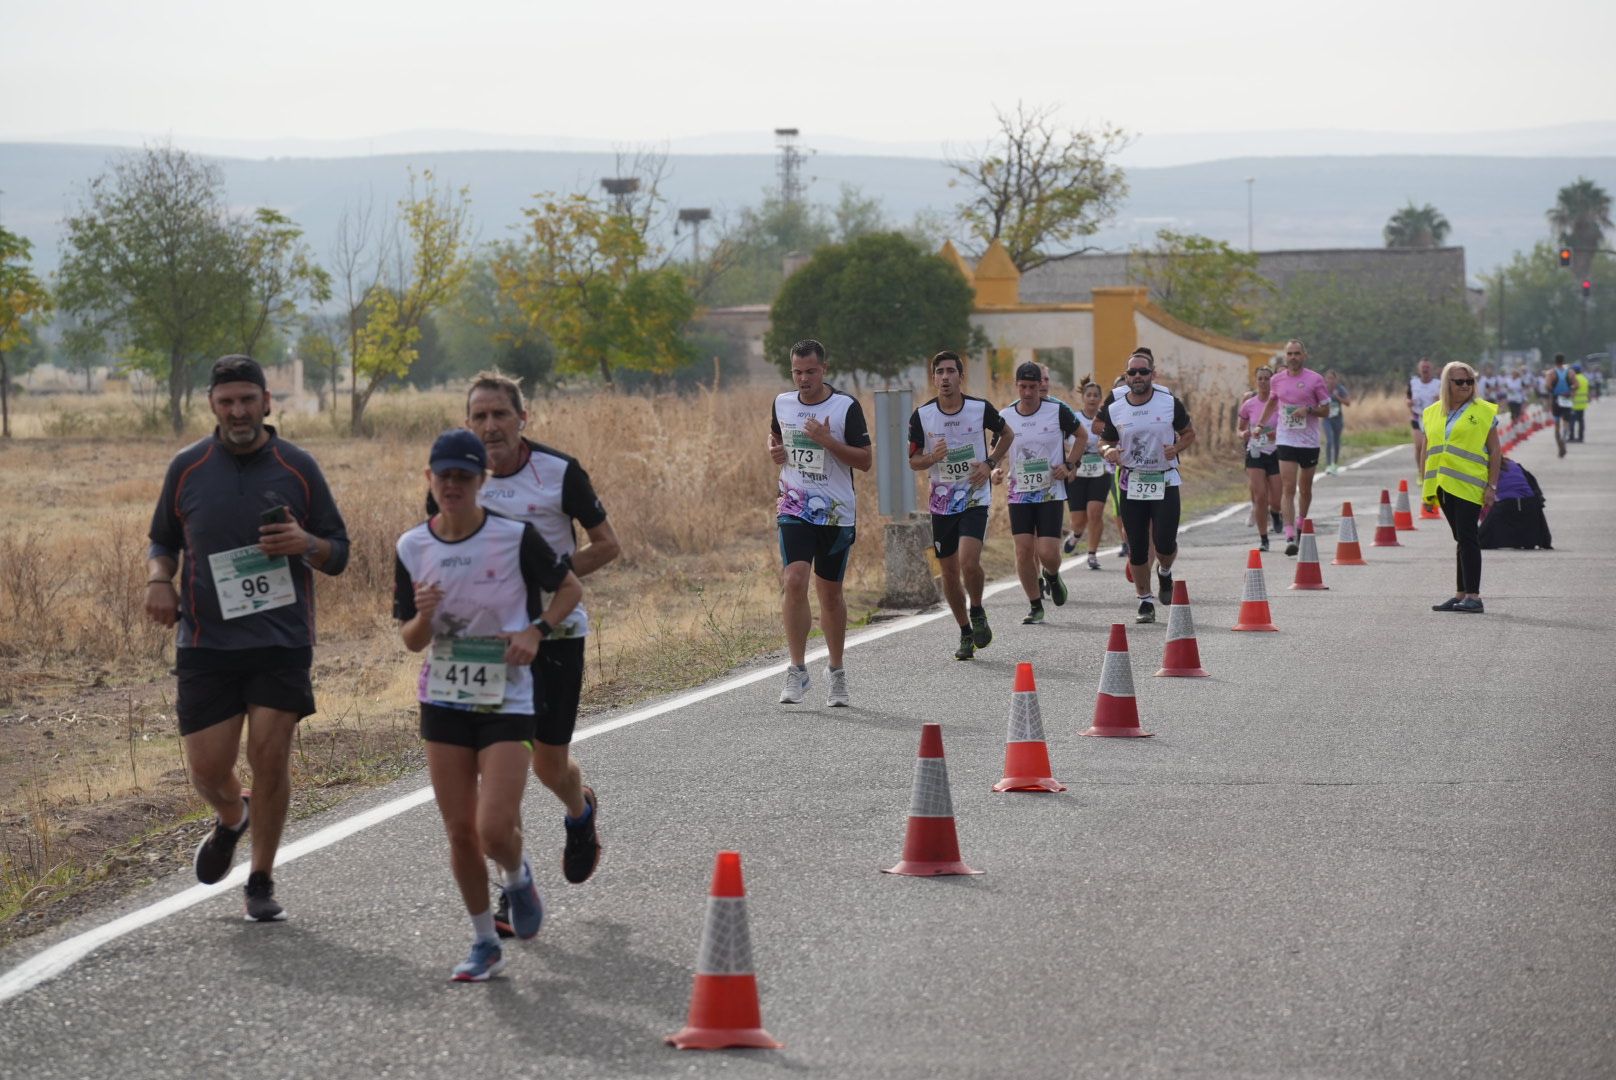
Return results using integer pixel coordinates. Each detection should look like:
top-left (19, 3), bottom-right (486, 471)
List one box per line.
top-left (428, 429), bottom-right (487, 475)
top-left (1572, 363), bottom-right (1584, 372)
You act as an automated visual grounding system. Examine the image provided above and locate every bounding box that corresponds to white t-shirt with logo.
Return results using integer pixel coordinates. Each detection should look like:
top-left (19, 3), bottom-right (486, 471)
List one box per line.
top-left (1097, 387), bottom-right (1191, 488)
top-left (1410, 376), bottom-right (1441, 418)
top-left (908, 395), bottom-right (1005, 515)
top-left (771, 388), bottom-right (871, 526)
top-left (1000, 398), bottom-right (1079, 504)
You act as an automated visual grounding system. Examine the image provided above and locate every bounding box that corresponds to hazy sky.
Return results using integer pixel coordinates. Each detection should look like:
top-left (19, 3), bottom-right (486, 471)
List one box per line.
top-left (5, 0), bottom-right (1612, 148)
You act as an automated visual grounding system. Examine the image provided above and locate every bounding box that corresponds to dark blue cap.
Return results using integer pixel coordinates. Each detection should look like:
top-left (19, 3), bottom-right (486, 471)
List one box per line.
top-left (428, 429), bottom-right (487, 474)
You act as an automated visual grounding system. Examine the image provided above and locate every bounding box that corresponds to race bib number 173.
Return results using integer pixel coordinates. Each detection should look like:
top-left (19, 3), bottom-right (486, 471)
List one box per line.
top-left (785, 427), bottom-right (826, 477)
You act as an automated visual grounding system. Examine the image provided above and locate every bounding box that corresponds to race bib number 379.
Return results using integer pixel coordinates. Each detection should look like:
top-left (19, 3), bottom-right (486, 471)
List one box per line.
top-left (427, 636), bottom-right (508, 706)
top-left (1128, 470), bottom-right (1166, 501)
top-left (208, 545), bottom-right (295, 620)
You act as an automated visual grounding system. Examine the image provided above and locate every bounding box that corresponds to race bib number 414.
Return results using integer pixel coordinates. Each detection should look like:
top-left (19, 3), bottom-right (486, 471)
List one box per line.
top-left (208, 545), bottom-right (295, 620)
top-left (427, 636), bottom-right (508, 706)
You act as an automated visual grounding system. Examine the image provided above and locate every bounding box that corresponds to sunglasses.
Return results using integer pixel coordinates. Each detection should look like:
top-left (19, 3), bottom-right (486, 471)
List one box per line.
top-left (1125, 368), bottom-right (1152, 377)
top-left (1451, 378), bottom-right (1475, 386)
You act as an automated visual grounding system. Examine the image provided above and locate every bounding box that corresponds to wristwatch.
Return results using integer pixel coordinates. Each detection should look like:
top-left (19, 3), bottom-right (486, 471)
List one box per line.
top-left (532, 618), bottom-right (553, 638)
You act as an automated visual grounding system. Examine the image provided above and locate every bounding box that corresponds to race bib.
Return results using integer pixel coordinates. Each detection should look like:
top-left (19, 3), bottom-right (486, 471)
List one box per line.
top-left (939, 444), bottom-right (976, 481)
top-left (1281, 404), bottom-right (1308, 430)
top-left (784, 427), bottom-right (826, 477)
top-left (1016, 457), bottom-right (1051, 491)
top-left (1249, 427), bottom-right (1273, 453)
top-left (1328, 400), bottom-right (1342, 419)
top-left (1128, 470), bottom-right (1166, 501)
top-left (1075, 453), bottom-right (1105, 478)
top-left (1556, 395), bottom-right (1573, 409)
top-left (427, 636), bottom-right (508, 706)
top-left (208, 545), bottom-right (295, 621)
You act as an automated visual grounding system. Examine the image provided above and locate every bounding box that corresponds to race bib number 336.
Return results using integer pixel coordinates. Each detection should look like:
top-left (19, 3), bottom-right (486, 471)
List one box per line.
top-left (208, 545), bottom-right (295, 620)
top-left (428, 636), bottom-right (508, 705)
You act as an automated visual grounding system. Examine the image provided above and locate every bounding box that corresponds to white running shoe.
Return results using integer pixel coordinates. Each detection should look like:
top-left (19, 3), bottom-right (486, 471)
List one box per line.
top-left (826, 667), bottom-right (850, 707)
top-left (779, 666), bottom-right (808, 704)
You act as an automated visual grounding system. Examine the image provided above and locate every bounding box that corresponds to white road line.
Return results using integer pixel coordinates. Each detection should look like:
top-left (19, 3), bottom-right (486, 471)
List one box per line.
top-left (0, 443), bottom-right (1411, 1002)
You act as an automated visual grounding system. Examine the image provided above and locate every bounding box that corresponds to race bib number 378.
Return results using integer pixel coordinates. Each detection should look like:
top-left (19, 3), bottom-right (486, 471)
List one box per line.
top-left (208, 545), bottom-right (295, 620)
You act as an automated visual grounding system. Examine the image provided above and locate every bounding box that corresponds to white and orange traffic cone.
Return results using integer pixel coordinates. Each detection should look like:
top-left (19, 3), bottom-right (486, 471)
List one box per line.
top-left (1232, 550), bottom-right (1279, 631)
top-left (884, 724), bottom-right (983, 876)
top-left (1393, 480), bottom-right (1417, 531)
top-left (1289, 519), bottom-right (1329, 590)
top-left (1332, 501), bottom-right (1368, 566)
top-left (1371, 489), bottom-right (1402, 546)
top-left (993, 664), bottom-right (1066, 792)
top-left (1084, 624), bottom-right (1153, 737)
top-left (1155, 580), bottom-right (1209, 677)
top-left (665, 851), bottom-right (783, 1051)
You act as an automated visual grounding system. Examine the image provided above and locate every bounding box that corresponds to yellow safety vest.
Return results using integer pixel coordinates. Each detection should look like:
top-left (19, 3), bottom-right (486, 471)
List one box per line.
top-left (1573, 373), bottom-right (1589, 409)
top-left (1422, 399), bottom-right (1497, 506)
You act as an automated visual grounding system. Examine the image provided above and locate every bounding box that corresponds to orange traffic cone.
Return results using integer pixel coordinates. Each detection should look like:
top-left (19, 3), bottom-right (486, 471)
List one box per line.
top-left (1418, 483), bottom-right (1441, 519)
top-left (1332, 502), bottom-right (1368, 566)
top-left (1232, 550), bottom-right (1279, 632)
top-left (665, 851), bottom-right (783, 1051)
top-left (1393, 480), bottom-right (1417, 530)
top-left (1371, 490), bottom-right (1403, 546)
top-left (884, 724), bottom-right (983, 876)
top-left (1290, 519), bottom-right (1329, 590)
top-left (1155, 580), bottom-right (1209, 677)
top-left (1084, 624), bottom-right (1153, 737)
top-left (993, 664), bottom-right (1066, 792)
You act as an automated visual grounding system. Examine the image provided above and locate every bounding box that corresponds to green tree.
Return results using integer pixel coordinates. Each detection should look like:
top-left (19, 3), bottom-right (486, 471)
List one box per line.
top-left (1267, 274), bottom-right (1484, 379)
top-left (58, 316), bottom-right (108, 392)
top-left (438, 253), bottom-right (556, 391)
top-left (1383, 202), bottom-right (1452, 248)
top-left (0, 226), bottom-right (52, 437)
top-left (948, 102), bottom-right (1129, 271)
top-left (1482, 242), bottom-right (1616, 360)
top-left (765, 232), bottom-right (975, 383)
top-left (227, 208), bottom-right (331, 359)
top-left (1548, 176), bottom-right (1613, 280)
top-left (1130, 229), bottom-right (1273, 338)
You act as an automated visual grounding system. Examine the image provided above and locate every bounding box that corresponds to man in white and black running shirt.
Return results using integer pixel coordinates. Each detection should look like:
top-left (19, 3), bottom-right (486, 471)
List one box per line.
top-left (1097, 350), bottom-right (1195, 624)
top-left (1503, 368), bottom-right (1526, 422)
top-left (145, 355), bottom-right (350, 922)
top-left (768, 340), bottom-right (873, 707)
top-left (1408, 356), bottom-right (1441, 475)
top-left (451, 372), bottom-right (617, 925)
top-left (1002, 360), bottom-right (1080, 625)
top-left (908, 350), bottom-right (1012, 660)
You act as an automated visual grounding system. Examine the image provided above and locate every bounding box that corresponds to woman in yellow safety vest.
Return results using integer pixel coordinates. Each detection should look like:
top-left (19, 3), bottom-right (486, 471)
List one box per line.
top-left (1421, 361), bottom-right (1502, 614)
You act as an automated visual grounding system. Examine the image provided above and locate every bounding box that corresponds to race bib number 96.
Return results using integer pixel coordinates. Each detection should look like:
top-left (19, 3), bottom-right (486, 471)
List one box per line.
top-left (208, 545), bottom-right (295, 621)
top-left (427, 636), bottom-right (508, 706)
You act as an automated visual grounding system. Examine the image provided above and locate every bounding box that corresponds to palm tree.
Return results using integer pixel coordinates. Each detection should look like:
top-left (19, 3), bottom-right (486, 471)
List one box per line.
top-left (1548, 177), bottom-right (1613, 279)
top-left (1383, 202), bottom-right (1452, 248)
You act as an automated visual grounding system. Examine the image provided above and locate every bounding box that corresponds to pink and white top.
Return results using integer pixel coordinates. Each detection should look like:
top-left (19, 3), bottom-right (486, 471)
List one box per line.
top-left (1238, 393), bottom-right (1278, 456)
top-left (1268, 367), bottom-right (1330, 449)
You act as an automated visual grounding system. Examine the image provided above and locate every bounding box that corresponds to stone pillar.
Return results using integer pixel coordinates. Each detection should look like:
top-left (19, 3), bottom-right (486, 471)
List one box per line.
top-left (881, 514), bottom-right (940, 609)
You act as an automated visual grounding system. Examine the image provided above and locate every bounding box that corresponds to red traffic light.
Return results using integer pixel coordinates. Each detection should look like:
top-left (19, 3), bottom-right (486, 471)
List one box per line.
top-left (1560, 247), bottom-right (1573, 266)
top-left (1583, 280), bottom-right (1593, 296)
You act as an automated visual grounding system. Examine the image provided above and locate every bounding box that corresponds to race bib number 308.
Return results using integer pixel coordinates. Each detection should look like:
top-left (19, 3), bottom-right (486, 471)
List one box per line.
top-left (427, 636), bottom-right (508, 705)
top-left (208, 545), bottom-right (295, 620)
top-left (939, 444), bottom-right (976, 480)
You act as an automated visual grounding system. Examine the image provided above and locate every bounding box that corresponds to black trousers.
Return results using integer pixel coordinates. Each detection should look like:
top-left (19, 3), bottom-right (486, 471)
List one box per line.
top-left (1439, 488), bottom-right (1483, 594)
top-left (1121, 485), bottom-right (1182, 566)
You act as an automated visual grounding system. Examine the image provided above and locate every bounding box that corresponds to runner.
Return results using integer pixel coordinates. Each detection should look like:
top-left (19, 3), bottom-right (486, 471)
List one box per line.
top-left (1096, 350), bottom-right (1195, 624)
top-left (455, 372), bottom-right (617, 936)
top-left (1001, 360), bottom-right (1079, 625)
top-left (1503, 367), bottom-right (1526, 423)
top-left (1408, 357), bottom-right (1442, 475)
top-left (768, 340), bottom-right (872, 705)
top-left (1237, 366), bottom-right (1282, 553)
top-left (1270, 339), bottom-right (1332, 557)
top-left (145, 355), bottom-right (350, 922)
top-left (396, 430), bottom-right (583, 981)
top-left (1323, 368), bottom-right (1352, 475)
top-left (1571, 364), bottom-right (1590, 443)
top-left (1064, 379), bottom-right (1112, 569)
top-left (908, 351), bottom-right (1011, 660)
top-left (1544, 354), bottom-right (1573, 457)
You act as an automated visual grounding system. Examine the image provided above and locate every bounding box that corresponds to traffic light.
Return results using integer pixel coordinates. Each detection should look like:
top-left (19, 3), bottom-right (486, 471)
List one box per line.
top-left (1560, 247), bottom-right (1573, 266)
top-left (1583, 279), bottom-right (1593, 298)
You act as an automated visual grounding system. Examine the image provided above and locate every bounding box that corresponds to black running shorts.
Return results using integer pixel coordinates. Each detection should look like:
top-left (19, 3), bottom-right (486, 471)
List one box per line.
top-left (930, 506), bottom-right (989, 560)
top-left (1066, 473), bottom-right (1112, 508)
top-left (777, 520), bottom-right (857, 582)
top-left (419, 702), bottom-right (535, 750)
top-left (1245, 452), bottom-right (1279, 476)
top-left (1275, 445), bottom-right (1321, 469)
top-left (1008, 501), bottom-right (1064, 538)
top-left (175, 647), bottom-right (315, 736)
top-left (533, 636), bottom-right (586, 746)
top-left (1120, 484), bottom-right (1182, 562)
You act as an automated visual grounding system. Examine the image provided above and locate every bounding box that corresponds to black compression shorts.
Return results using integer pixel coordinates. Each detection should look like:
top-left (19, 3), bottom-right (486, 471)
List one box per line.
top-left (1008, 501), bottom-right (1064, 538)
top-left (930, 506), bottom-right (989, 560)
top-left (1245, 452), bottom-right (1279, 476)
top-left (1066, 473), bottom-right (1112, 508)
top-left (533, 636), bottom-right (585, 746)
top-left (1120, 484), bottom-right (1182, 563)
top-left (419, 702), bottom-right (535, 750)
top-left (777, 520), bottom-right (857, 582)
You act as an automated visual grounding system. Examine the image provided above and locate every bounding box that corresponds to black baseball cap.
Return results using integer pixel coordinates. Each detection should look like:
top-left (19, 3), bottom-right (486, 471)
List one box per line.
top-left (208, 355), bottom-right (267, 391)
top-left (428, 429), bottom-right (488, 475)
top-left (1015, 361), bottom-right (1043, 383)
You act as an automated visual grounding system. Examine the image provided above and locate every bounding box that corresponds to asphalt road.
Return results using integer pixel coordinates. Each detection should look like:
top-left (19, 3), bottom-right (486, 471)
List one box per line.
top-left (3, 413), bottom-right (1612, 1080)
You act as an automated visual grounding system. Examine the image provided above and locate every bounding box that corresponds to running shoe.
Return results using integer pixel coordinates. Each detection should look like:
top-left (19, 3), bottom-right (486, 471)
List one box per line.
top-left (1087, 552), bottom-right (1101, 571)
top-left (451, 939), bottom-right (506, 983)
top-left (1259, 534), bottom-right (1270, 552)
top-left (1157, 575), bottom-right (1174, 608)
top-left (1045, 571), bottom-right (1069, 607)
top-left (1062, 532), bottom-right (1078, 555)
top-left (826, 667), bottom-right (850, 707)
top-left (1431, 597), bottom-right (1462, 612)
top-left (243, 871), bottom-right (286, 922)
top-left (1284, 536), bottom-right (1299, 557)
top-left (1118, 541), bottom-right (1129, 559)
top-left (1136, 598), bottom-right (1156, 624)
top-left (502, 860), bottom-right (544, 940)
top-left (1022, 605), bottom-right (1045, 625)
top-left (954, 631), bottom-right (975, 661)
top-left (1455, 598), bottom-right (1485, 614)
top-left (492, 892), bottom-right (514, 939)
top-left (969, 609), bottom-right (992, 648)
top-left (194, 795), bottom-right (249, 885)
top-left (778, 665), bottom-right (808, 704)
top-left (562, 787), bottom-right (601, 885)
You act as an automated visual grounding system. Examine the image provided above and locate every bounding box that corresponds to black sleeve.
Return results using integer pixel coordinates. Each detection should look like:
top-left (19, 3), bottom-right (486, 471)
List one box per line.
top-left (393, 554), bottom-right (416, 621)
top-left (842, 400), bottom-right (871, 448)
top-left (560, 459), bottom-right (608, 530)
top-left (301, 457), bottom-right (351, 576)
top-left (148, 457), bottom-right (185, 557)
top-left (982, 401), bottom-right (1005, 434)
top-left (1057, 402), bottom-right (1080, 436)
top-left (907, 410), bottom-right (925, 455)
top-left (1172, 398), bottom-right (1192, 433)
top-left (1095, 401), bottom-right (1120, 444)
top-left (769, 402), bottom-right (781, 440)
top-left (519, 524), bottom-right (573, 620)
